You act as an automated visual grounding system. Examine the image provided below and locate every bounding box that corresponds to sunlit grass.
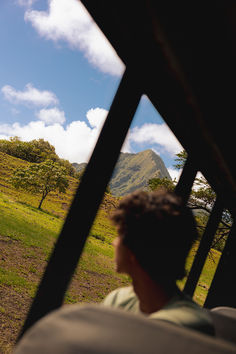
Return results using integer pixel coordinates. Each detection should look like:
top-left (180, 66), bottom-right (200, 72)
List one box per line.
top-left (0, 151), bottom-right (221, 309)
top-left (0, 193), bottom-right (62, 251)
top-left (177, 243), bottom-right (221, 306)
top-left (0, 190), bottom-right (221, 307)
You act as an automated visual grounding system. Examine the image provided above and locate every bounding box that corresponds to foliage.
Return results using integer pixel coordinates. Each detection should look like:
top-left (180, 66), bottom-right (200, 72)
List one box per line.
top-left (175, 151), bottom-right (231, 251)
top-left (74, 167), bottom-right (85, 180)
top-left (11, 159), bottom-right (69, 209)
top-left (58, 158), bottom-right (76, 177)
top-left (0, 137), bottom-right (56, 163)
top-left (0, 151), bottom-right (223, 350)
top-left (0, 137), bottom-right (76, 177)
top-left (173, 150), bottom-right (188, 170)
top-left (147, 150), bottom-right (232, 251)
top-left (148, 177), bottom-right (175, 191)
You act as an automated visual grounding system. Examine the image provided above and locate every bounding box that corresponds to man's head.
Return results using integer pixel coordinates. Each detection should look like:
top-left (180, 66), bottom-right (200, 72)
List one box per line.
top-left (111, 189), bottom-right (198, 286)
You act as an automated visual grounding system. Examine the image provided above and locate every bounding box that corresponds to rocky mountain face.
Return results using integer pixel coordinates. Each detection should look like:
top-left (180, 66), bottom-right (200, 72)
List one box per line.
top-left (73, 149), bottom-right (171, 196)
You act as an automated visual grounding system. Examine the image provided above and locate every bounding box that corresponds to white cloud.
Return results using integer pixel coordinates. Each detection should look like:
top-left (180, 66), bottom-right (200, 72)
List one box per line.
top-left (1, 83), bottom-right (59, 107)
top-left (192, 171), bottom-right (206, 191)
top-left (24, 0), bottom-right (124, 76)
top-left (36, 107), bottom-right (66, 124)
top-left (129, 123), bottom-right (182, 156)
top-left (151, 147), bottom-right (161, 156)
top-left (121, 136), bottom-right (132, 153)
top-left (85, 108), bottom-right (132, 153)
top-left (167, 168), bottom-right (181, 182)
top-left (86, 107), bottom-right (107, 130)
top-left (0, 107), bottom-right (109, 163)
top-left (167, 169), bottom-right (205, 188)
top-left (0, 105), bottom-right (183, 166)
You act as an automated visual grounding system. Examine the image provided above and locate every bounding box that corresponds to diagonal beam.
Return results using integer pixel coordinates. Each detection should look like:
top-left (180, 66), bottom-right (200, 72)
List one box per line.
top-left (18, 67), bottom-right (143, 339)
top-left (174, 157), bottom-right (197, 204)
top-left (204, 221), bottom-right (236, 308)
top-left (183, 197), bottom-right (223, 298)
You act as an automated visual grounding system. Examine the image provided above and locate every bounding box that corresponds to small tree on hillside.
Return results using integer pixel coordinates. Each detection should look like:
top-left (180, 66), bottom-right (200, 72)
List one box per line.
top-left (11, 159), bottom-right (69, 209)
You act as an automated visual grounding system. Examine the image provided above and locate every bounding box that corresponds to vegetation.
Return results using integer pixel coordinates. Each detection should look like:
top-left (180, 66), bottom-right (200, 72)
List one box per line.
top-left (174, 151), bottom-right (232, 251)
top-left (148, 177), bottom-right (175, 192)
top-left (0, 137), bottom-right (76, 177)
top-left (0, 151), bottom-right (127, 352)
top-left (0, 147), bottom-right (223, 352)
top-left (0, 137), bottom-right (57, 163)
top-left (148, 150), bottom-right (232, 251)
top-left (11, 159), bottom-right (69, 209)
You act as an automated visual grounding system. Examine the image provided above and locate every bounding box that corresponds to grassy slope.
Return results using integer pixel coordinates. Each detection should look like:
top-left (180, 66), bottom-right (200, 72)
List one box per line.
top-left (0, 152), bottom-right (221, 352)
top-left (0, 152), bottom-right (129, 352)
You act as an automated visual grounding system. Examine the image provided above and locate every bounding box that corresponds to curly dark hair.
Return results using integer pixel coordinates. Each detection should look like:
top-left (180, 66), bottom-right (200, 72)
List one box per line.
top-left (111, 189), bottom-right (198, 285)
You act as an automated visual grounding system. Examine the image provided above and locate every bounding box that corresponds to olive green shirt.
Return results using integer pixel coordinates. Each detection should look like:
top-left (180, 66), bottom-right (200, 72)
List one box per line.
top-left (102, 286), bottom-right (214, 335)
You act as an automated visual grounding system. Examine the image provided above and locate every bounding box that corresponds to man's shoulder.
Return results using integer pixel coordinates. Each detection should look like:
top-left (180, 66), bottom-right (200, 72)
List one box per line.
top-left (102, 286), bottom-right (139, 312)
top-left (150, 292), bottom-right (214, 335)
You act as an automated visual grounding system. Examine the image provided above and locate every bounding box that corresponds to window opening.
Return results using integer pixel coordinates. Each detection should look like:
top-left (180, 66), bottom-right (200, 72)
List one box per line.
top-left (176, 171), bottom-right (232, 306)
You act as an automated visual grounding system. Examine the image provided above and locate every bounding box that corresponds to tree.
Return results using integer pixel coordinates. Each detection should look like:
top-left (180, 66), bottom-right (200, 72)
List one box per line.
top-left (0, 137), bottom-right (58, 162)
top-left (148, 150), bottom-right (232, 251)
top-left (11, 160), bottom-right (69, 210)
top-left (58, 158), bottom-right (77, 177)
top-left (29, 138), bottom-right (57, 162)
top-left (173, 150), bottom-right (187, 170)
top-left (174, 151), bottom-right (232, 251)
top-left (148, 177), bottom-right (175, 191)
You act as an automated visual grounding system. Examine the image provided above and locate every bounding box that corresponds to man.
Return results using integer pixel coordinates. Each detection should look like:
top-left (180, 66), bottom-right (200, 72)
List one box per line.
top-left (102, 189), bottom-right (214, 335)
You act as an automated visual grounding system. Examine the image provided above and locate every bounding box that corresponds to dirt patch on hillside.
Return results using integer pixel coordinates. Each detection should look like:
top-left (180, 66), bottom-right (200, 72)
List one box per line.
top-left (0, 235), bottom-right (127, 353)
top-left (0, 236), bottom-right (45, 353)
top-left (0, 286), bottom-right (30, 353)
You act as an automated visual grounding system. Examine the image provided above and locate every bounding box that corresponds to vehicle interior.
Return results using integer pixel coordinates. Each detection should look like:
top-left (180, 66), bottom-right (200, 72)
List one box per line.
top-left (14, 1), bottom-right (236, 352)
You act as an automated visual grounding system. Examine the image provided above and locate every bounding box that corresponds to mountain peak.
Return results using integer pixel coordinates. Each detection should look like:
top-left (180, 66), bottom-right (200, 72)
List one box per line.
top-left (110, 150), bottom-right (171, 196)
top-left (73, 149), bottom-right (171, 196)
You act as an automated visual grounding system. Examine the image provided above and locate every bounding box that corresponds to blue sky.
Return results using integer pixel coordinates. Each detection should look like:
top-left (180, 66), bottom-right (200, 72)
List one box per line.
top-left (0, 0), bottom-right (182, 179)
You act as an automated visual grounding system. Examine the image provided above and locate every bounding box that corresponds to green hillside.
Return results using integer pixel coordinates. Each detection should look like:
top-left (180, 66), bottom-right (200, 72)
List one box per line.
top-left (74, 149), bottom-right (171, 196)
top-left (0, 152), bottom-right (129, 352)
top-left (0, 151), bottom-right (77, 218)
top-left (0, 151), bottom-right (221, 352)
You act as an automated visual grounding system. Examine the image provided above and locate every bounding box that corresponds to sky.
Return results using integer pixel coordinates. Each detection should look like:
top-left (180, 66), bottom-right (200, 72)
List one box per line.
top-left (0, 0), bottom-right (183, 180)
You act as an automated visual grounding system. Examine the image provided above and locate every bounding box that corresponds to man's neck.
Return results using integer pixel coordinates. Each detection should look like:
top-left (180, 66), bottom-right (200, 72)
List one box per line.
top-left (131, 271), bottom-right (174, 315)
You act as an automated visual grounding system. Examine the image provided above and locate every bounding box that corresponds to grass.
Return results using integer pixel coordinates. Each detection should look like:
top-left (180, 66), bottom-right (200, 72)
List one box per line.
top-left (0, 152), bottom-right (128, 352)
top-left (0, 268), bottom-right (30, 290)
top-left (0, 151), bottom-right (77, 218)
top-left (0, 193), bottom-right (61, 250)
top-left (177, 243), bottom-right (221, 306)
top-left (0, 151), bottom-right (221, 352)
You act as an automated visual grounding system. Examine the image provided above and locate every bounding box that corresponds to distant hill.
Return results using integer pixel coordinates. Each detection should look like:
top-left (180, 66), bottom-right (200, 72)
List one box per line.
top-left (72, 162), bottom-right (87, 172)
top-left (73, 149), bottom-right (171, 196)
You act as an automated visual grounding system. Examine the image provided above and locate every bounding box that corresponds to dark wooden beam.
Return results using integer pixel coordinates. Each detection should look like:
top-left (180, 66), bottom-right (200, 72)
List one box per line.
top-left (184, 198), bottom-right (223, 298)
top-left (174, 157), bottom-right (197, 205)
top-left (205, 222), bottom-right (236, 308)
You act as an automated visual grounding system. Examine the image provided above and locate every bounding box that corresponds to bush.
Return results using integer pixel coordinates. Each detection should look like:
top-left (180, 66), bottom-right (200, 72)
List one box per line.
top-left (0, 137), bottom-right (76, 176)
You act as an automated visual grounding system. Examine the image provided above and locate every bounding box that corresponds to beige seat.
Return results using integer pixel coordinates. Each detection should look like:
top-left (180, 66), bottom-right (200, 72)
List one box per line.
top-left (210, 307), bottom-right (236, 344)
top-left (14, 305), bottom-right (236, 354)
